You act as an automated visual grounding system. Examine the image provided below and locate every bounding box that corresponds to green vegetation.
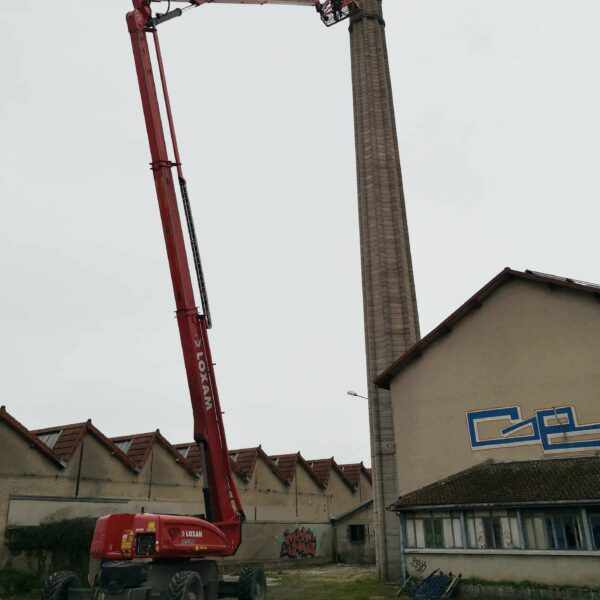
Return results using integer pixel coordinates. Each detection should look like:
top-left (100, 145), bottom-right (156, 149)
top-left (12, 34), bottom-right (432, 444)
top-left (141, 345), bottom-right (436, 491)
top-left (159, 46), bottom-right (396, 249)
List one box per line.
top-left (266, 567), bottom-right (398, 600)
top-left (462, 576), bottom-right (595, 591)
top-left (6, 518), bottom-right (96, 576)
top-left (0, 569), bottom-right (42, 598)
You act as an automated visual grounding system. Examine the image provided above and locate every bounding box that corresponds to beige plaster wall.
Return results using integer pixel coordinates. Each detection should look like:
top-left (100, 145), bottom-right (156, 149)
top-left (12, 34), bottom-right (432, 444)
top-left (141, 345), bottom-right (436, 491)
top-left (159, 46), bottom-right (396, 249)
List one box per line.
top-left (390, 280), bottom-right (600, 493)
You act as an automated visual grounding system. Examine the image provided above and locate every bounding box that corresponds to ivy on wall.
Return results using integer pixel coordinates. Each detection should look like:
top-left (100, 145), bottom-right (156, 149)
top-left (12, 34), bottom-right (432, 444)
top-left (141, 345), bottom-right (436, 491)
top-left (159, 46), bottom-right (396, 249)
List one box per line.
top-left (5, 518), bottom-right (96, 576)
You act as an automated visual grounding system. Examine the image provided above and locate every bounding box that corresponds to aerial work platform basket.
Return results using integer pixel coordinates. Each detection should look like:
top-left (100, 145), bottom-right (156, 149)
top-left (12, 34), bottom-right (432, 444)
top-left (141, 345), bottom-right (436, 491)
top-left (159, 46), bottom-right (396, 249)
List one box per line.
top-left (316, 0), bottom-right (361, 27)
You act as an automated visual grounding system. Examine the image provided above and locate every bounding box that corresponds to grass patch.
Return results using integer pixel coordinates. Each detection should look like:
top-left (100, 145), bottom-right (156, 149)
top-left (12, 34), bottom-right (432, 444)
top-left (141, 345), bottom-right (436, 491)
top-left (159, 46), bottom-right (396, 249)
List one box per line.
top-left (461, 577), bottom-right (595, 591)
top-left (266, 567), bottom-right (398, 599)
top-left (0, 569), bottom-right (42, 598)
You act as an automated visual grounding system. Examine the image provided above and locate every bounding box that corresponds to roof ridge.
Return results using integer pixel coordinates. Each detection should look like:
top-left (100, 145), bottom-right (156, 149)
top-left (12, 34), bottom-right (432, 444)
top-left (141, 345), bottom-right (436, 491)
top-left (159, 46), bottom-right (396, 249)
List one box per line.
top-left (0, 406), bottom-right (65, 468)
top-left (375, 267), bottom-right (600, 389)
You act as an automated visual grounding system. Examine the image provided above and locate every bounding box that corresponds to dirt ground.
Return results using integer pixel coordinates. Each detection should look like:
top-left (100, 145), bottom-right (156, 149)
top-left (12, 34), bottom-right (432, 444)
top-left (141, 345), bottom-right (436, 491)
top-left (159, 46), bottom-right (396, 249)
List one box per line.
top-left (7, 565), bottom-right (401, 600)
top-left (265, 564), bottom-right (399, 599)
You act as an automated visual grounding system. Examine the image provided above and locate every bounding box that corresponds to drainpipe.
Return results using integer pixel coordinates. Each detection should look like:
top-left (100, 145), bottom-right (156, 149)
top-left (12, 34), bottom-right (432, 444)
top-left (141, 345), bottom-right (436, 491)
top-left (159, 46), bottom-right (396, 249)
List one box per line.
top-left (147, 448), bottom-right (154, 499)
top-left (75, 436), bottom-right (86, 497)
top-left (398, 512), bottom-right (408, 583)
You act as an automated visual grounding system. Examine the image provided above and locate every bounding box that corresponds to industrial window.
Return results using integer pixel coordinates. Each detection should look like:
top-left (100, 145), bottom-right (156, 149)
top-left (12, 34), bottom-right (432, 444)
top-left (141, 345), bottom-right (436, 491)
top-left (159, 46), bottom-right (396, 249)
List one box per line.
top-left (348, 524), bottom-right (366, 543)
top-left (177, 446), bottom-right (190, 459)
top-left (545, 515), bottom-right (582, 550)
top-left (423, 518), bottom-right (444, 549)
top-left (37, 430), bottom-right (62, 450)
top-left (483, 517), bottom-right (503, 549)
top-left (589, 514), bottom-right (600, 550)
top-left (114, 439), bottom-right (133, 454)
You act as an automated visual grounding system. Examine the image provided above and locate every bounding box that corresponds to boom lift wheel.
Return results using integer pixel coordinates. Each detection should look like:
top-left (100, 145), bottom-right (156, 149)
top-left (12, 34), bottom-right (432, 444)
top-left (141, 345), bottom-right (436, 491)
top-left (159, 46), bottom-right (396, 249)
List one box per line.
top-left (238, 567), bottom-right (266, 600)
top-left (168, 571), bottom-right (205, 600)
top-left (40, 571), bottom-right (81, 600)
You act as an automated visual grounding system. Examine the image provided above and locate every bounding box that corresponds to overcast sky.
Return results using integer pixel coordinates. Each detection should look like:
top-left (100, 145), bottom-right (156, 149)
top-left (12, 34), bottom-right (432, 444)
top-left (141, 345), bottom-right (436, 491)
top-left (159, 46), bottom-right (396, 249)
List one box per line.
top-left (1, 1), bottom-right (599, 467)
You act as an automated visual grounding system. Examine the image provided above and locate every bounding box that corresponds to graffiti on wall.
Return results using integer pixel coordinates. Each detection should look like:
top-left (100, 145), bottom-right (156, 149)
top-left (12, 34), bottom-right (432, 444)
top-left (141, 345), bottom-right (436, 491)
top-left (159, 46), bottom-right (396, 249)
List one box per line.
top-left (410, 556), bottom-right (427, 573)
top-left (279, 527), bottom-right (318, 559)
top-left (467, 405), bottom-right (600, 453)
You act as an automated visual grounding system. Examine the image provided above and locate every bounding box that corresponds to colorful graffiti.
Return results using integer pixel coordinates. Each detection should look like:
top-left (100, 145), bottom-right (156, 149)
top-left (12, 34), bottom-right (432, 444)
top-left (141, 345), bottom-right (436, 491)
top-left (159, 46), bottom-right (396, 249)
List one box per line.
top-left (467, 405), bottom-right (600, 453)
top-left (279, 527), bottom-right (318, 559)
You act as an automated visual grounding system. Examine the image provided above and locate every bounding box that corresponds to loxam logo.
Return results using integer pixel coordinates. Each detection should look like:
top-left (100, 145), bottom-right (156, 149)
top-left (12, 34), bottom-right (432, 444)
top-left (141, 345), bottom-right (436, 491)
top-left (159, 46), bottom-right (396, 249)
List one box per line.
top-left (195, 338), bottom-right (214, 411)
top-left (181, 530), bottom-right (203, 539)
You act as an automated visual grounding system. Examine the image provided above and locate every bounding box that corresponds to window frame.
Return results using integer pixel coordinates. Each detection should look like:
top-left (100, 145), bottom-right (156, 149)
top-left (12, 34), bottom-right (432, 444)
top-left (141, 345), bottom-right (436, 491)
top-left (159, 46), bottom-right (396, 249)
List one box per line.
top-left (348, 524), bottom-right (366, 544)
top-left (423, 518), bottom-right (445, 549)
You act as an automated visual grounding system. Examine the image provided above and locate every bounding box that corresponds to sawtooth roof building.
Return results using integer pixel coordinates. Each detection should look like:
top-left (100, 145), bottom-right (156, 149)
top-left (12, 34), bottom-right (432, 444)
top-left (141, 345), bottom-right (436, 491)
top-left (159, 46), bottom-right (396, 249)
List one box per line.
top-left (0, 407), bottom-right (374, 569)
top-left (375, 268), bottom-right (600, 587)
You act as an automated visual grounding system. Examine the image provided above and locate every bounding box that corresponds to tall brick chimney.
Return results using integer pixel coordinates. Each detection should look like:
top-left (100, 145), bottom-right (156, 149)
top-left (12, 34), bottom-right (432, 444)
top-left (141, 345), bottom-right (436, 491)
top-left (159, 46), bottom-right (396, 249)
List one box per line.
top-left (349, 0), bottom-right (420, 581)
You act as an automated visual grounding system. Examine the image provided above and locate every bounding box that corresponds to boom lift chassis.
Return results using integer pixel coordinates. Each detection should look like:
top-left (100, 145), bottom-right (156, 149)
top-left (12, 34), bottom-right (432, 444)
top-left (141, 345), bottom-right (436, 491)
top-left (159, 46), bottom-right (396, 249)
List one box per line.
top-left (40, 1), bottom-right (360, 599)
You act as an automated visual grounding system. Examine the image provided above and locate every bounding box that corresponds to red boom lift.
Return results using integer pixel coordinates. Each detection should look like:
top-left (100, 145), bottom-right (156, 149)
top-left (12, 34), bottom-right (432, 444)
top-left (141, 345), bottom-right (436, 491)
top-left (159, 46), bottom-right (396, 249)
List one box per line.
top-left (40, 1), bottom-right (359, 599)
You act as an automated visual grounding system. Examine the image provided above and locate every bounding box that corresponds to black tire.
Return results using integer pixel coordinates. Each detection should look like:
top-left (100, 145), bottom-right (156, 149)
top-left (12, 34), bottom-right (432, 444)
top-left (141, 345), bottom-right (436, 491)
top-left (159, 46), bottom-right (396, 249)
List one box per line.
top-left (167, 571), bottom-right (204, 600)
top-left (238, 567), bottom-right (266, 600)
top-left (41, 571), bottom-right (80, 600)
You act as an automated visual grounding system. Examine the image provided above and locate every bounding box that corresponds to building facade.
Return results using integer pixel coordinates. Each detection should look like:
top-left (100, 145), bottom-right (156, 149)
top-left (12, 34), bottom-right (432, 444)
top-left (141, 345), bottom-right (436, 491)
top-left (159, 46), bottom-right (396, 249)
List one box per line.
top-left (0, 409), bottom-right (373, 570)
top-left (375, 269), bottom-right (600, 586)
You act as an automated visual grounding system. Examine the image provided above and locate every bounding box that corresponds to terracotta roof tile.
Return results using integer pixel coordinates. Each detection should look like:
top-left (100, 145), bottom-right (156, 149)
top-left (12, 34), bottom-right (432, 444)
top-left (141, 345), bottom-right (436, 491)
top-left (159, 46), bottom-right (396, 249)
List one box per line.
top-left (270, 453), bottom-right (325, 489)
top-left (32, 422), bottom-right (87, 462)
top-left (339, 462), bottom-right (372, 486)
top-left (376, 268), bottom-right (600, 389)
top-left (111, 431), bottom-right (198, 477)
top-left (306, 458), bottom-right (356, 492)
top-left (174, 442), bottom-right (247, 480)
top-left (0, 406), bottom-right (64, 467)
top-left (32, 421), bottom-right (137, 472)
top-left (229, 447), bottom-right (288, 485)
top-left (269, 453), bottom-right (298, 481)
top-left (390, 457), bottom-right (600, 510)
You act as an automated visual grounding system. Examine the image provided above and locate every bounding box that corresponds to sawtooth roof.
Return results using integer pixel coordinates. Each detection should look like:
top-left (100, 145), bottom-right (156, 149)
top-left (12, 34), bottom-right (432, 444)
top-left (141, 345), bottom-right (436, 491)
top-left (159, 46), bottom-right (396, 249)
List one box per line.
top-left (32, 420), bottom-right (137, 472)
top-left (339, 462), bottom-right (372, 486)
top-left (229, 447), bottom-right (289, 485)
top-left (306, 458), bottom-right (357, 492)
top-left (0, 406), bottom-right (65, 467)
top-left (173, 442), bottom-right (248, 480)
top-left (269, 452), bottom-right (326, 488)
top-left (390, 457), bottom-right (600, 511)
top-left (2, 406), bottom-right (371, 487)
top-left (375, 268), bottom-right (600, 390)
top-left (111, 431), bottom-right (197, 477)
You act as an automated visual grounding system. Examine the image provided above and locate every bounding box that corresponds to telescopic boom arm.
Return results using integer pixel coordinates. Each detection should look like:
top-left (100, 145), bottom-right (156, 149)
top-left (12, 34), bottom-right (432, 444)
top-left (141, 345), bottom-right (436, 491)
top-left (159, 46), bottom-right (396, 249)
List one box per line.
top-left (149, 0), bottom-right (360, 27)
top-left (126, 0), bottom-right (359, 556)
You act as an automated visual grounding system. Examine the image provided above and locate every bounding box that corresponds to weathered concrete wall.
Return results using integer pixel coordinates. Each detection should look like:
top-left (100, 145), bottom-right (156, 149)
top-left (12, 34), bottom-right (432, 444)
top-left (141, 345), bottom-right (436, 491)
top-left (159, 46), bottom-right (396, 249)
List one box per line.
top-left (333, 505), bottom-right (376, 564)
top-left (224, 521), bottom-right (332, 564)
top-left (0, 421), bottom-right (70, 566)
top-left (406, 549), bottom-right (600, 587)
top-left (326, 472), bottom-right (358, 518)
top-left (356, 473), bottom-right (373, 504)
top-left (294, 466), bottom-right (329, 522)
top-left (0, 419), bottom-right (372, 570)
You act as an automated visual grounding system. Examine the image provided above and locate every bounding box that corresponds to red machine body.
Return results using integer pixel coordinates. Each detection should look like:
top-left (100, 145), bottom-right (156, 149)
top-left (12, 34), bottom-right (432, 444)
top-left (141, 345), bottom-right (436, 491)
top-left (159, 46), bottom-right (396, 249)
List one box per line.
top-left (91, 514), bottom-right (237, 560)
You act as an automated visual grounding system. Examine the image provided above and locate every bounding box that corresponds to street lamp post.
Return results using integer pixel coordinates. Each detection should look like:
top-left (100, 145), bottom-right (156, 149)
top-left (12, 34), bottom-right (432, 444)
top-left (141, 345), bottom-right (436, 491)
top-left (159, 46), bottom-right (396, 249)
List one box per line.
top-left (347, 390), bottom-right (368, 400)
